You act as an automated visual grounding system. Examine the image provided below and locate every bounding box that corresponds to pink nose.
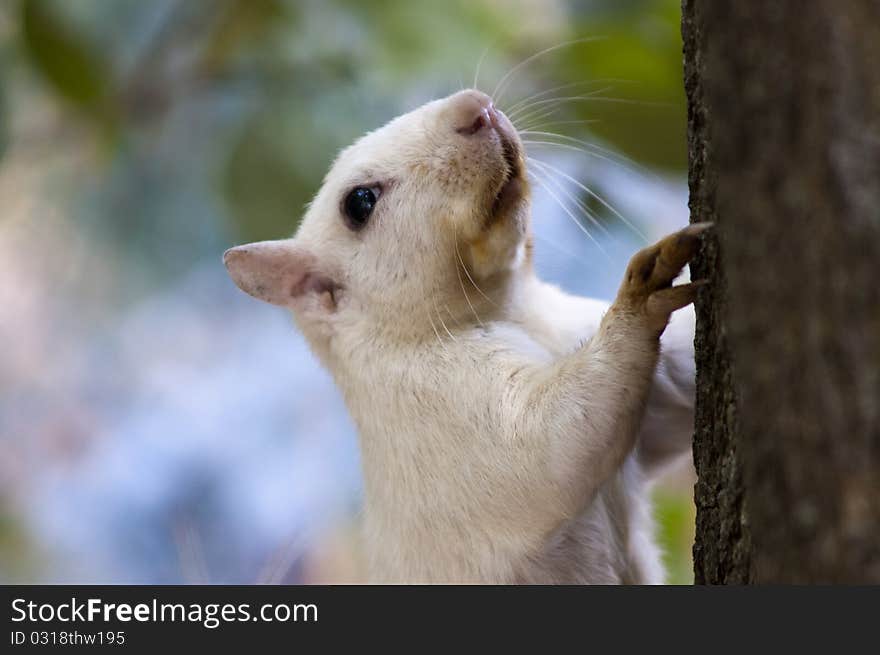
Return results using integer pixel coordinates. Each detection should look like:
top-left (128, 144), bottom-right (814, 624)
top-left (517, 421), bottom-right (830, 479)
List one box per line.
top-left (452, 90), bottom-right (498, 136)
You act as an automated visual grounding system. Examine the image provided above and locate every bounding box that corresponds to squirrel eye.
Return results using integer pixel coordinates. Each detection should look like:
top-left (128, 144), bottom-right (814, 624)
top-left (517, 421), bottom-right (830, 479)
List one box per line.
top-left (343, 187), bottom-right (378, 230)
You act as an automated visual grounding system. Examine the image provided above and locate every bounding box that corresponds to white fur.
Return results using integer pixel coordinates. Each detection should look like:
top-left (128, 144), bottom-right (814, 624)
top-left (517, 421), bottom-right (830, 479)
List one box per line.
top-left (224, 90), bottom-right (695, 584)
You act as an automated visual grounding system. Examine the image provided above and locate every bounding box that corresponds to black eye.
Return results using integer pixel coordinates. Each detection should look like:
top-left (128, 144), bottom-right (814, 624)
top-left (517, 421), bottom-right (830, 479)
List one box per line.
top-left (343, 187), bottom-right (378, 229)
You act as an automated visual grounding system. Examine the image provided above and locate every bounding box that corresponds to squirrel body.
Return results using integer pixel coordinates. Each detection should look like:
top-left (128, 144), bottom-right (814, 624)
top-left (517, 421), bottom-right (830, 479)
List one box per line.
top-left (225, 90), bottom-right (704, 583)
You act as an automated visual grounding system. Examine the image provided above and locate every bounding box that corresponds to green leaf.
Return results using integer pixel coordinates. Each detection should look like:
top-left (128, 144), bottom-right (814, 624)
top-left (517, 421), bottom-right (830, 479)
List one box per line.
top-left (20, 0), bottom-right (113, 121)
top-left (653, 489), bottom-right (696, 584)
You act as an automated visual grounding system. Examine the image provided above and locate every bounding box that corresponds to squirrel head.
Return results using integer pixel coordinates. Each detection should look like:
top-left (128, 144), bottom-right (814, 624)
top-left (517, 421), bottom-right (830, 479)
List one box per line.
top-left (225, 89), bottom-right (531, 354)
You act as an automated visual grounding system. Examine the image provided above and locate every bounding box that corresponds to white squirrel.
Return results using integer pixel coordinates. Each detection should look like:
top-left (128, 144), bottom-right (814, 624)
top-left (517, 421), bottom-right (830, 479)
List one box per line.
top-left (225, 89), bottom-right (707, 583)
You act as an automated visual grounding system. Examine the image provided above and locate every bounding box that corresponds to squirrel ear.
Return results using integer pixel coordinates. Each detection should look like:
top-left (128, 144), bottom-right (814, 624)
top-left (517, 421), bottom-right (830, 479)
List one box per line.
top-left (223, 240), bottom-right (340, 311)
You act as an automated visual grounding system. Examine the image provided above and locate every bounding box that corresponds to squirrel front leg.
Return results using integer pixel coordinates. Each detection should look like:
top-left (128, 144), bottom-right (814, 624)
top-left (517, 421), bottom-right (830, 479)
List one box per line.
top-left (509, 223), bottom-right (711, 512)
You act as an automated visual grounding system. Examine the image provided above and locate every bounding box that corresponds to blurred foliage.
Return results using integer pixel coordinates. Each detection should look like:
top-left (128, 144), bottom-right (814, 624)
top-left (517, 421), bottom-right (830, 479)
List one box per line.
top-left (0, 504), bottom-right (39, 583)
top-left (4, 0), bottom-right (687, 245)
top-left (559, 0), bottom-right (687, 170)
top-left (654, 488), bottom-right (696, 584)
top-left (199, 0), bottom-right (289, 74)
top-left (21, 0), bottom-right (109, 114)
top-left (0, 78), bottom-right (7, 159)
top-left (20, 0), bottom-right (114, 123)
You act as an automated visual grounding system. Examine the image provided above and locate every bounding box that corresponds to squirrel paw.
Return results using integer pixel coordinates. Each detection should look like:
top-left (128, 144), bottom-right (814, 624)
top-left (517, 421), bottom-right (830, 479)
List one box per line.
top-left (616, 222), bottom-right (712, 332)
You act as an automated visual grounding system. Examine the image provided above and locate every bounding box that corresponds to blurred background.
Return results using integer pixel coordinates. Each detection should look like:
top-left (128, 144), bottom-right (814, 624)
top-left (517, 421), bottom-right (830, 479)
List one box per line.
top-left (0, 0), bottom-right (695, 584)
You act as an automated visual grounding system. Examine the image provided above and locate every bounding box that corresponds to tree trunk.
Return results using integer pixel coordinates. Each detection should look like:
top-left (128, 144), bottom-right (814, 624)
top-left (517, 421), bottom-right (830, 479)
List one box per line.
top-left (682, 0), bottom-right (880, 583)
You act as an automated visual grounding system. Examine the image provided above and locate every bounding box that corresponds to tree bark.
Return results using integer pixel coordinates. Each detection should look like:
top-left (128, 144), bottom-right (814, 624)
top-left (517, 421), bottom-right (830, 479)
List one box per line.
top-left (682, 1), bottom-right (880, 583)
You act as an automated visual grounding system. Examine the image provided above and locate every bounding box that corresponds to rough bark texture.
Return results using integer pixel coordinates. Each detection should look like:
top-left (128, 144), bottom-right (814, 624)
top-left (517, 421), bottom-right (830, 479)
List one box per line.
top-left (683, 1), bottom-right (880, 583)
